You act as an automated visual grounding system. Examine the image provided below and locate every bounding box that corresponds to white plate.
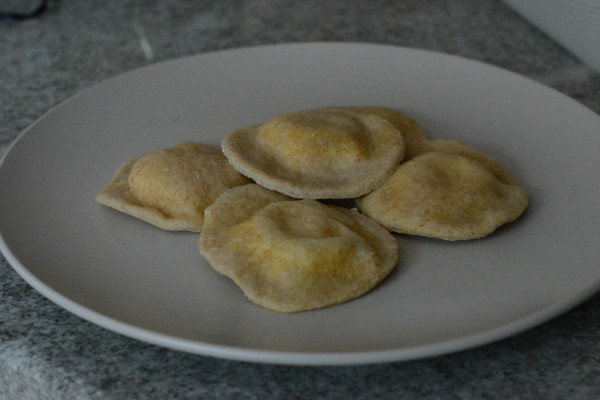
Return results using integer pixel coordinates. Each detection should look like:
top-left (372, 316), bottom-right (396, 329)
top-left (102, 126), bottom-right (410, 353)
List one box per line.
top-left (1, 43), bottom-right (599, 366)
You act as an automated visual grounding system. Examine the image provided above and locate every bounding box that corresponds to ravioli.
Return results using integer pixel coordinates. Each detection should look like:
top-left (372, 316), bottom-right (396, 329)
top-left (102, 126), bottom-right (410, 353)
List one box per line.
top-left (96, 142), bottom-right (250, 231)
top-left (356, 152), bottom-right (528, 240)
top-left (200, 184), bottom-right (399, 313)
top-left (222, 108), bottom-right (405, 199)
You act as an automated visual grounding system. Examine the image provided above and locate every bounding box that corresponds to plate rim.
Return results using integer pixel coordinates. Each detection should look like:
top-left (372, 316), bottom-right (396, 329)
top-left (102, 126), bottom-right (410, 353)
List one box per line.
top-left (2, 241), bottom-right (599, 365)
top-left (1, 42), bottom-right (599, 365)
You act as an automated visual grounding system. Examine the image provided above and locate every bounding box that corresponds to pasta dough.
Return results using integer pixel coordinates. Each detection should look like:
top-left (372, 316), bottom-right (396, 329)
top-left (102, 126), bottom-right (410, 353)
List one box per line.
top-left (200, 184), bottom-right (399, 312)
top-left (222, 108), bottom-right (405, 199)
top-left (356, 151), bottom-right (528, 240)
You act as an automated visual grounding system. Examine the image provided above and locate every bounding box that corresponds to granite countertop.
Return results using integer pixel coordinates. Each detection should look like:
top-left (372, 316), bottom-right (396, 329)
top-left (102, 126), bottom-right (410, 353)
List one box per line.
top-left (1, 1), bottom-right (599, 398)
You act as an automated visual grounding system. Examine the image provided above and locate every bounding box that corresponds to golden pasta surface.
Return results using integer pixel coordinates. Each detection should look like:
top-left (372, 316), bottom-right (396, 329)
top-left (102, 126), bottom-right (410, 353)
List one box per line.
top-left (200, 184), bottom-right (398, 313)
top-left (222, 108), bottom-right (405, 199)
top-left (356, 152), bottom-right (528, 240)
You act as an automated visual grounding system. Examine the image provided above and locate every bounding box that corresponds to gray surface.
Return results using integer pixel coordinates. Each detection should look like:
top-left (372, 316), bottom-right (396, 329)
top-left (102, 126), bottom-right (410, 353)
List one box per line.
top-left (1, 0), bottom-right (599, 398)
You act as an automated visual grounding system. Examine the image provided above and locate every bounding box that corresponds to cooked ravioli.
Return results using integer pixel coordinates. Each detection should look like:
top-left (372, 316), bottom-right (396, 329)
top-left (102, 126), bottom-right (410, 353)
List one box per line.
top-left (96, 142), bottom-right (250, 231)
top-left (200, 184), bottom-right (398, 313)
top-left (356, 152), bottom-right (528, 241)
top-left (222, 108), bottom-right (405, 199)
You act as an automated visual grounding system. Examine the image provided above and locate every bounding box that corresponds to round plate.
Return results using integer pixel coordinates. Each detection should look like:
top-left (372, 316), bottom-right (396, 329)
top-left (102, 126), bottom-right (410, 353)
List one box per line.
top-left (1, 43), bottom-right (599, 365)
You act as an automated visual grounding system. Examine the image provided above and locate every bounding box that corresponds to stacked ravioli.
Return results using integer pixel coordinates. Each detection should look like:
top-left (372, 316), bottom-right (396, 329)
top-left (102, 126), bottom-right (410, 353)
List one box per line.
top-left (96, 106), bottom-right (528, 313)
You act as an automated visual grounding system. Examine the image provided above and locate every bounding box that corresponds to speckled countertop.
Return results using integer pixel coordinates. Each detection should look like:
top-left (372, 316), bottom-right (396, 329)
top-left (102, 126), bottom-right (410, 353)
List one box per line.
top-left (1, 1), bottom-right (599, 399)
